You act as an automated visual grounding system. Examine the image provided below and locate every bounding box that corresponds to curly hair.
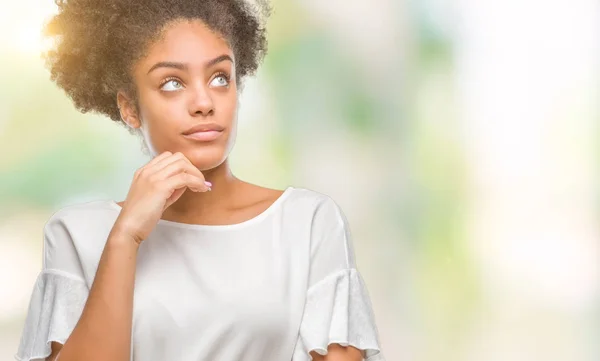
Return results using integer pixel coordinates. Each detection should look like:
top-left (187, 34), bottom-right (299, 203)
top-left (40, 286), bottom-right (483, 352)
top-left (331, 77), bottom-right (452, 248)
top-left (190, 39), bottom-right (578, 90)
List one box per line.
top-left (42, 0), bottom-right (271, 133)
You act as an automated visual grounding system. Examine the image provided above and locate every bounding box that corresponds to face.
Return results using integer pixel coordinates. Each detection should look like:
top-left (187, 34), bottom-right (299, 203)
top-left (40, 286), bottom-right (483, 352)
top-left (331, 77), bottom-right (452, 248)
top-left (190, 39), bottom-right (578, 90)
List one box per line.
top-left (118, 19), bottom-right (238, 170)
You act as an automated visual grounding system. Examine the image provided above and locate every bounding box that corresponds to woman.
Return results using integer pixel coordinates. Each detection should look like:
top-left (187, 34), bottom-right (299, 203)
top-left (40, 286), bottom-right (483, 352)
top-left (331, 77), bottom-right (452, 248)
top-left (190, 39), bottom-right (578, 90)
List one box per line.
top-left (15, 0), bottom-right (385, 360)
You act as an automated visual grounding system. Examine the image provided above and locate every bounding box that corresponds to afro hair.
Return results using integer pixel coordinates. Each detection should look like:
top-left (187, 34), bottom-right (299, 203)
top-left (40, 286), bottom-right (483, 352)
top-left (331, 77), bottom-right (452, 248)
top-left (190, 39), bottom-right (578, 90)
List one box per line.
top-left (42, 0), bottom-right (271, 133)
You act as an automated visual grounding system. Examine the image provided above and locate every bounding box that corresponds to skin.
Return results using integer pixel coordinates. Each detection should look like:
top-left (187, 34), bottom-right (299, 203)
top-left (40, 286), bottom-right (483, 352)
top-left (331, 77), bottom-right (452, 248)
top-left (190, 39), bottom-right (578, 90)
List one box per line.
top-left (47, 18), bottom-right (364, 361)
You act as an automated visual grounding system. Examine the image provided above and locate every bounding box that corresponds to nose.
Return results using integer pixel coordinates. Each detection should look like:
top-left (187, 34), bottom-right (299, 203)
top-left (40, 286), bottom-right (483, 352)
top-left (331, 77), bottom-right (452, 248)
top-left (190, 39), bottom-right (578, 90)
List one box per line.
top-left (189, 83), bottom-right (214, 117)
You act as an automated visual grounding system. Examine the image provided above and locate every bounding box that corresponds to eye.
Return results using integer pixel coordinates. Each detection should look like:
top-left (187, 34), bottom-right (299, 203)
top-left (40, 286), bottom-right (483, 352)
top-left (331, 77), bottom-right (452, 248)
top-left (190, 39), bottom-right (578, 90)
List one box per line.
top-left (210, 72), bottom-right (230, 87)
top-left (160, 78), bottom-right (184, 92)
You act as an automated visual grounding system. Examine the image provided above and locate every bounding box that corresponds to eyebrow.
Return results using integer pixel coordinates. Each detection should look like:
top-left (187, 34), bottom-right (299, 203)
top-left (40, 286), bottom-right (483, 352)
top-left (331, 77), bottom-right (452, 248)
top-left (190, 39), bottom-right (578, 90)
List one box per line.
top-left (147, 54), bottom-right (233, 74)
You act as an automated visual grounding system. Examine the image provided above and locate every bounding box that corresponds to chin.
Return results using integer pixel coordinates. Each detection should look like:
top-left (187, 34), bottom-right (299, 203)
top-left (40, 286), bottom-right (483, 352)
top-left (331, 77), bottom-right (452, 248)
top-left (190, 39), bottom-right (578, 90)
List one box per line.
top-left (185, 146), bottom-right (228, 170)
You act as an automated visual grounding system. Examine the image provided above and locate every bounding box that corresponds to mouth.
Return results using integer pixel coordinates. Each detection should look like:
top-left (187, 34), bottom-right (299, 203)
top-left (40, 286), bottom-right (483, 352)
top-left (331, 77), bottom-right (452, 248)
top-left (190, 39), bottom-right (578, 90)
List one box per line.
top-left (181, 122), bottom-right (225, 142)
top-left (182, 129), bottom-right (223, 142)
top-left (182, 122), bottom-right (225, 134)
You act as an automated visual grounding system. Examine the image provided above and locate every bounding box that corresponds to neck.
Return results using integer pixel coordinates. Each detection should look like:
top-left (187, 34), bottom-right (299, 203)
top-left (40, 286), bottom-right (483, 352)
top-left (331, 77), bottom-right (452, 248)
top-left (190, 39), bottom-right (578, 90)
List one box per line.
top-left (164, 158), bottom-right (243, 217)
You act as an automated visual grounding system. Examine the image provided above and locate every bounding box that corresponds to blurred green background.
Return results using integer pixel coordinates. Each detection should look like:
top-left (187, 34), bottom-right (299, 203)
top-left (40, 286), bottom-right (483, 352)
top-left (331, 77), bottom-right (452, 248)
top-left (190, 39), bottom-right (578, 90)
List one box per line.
top-left (1, 0), bottom-right (599, 360)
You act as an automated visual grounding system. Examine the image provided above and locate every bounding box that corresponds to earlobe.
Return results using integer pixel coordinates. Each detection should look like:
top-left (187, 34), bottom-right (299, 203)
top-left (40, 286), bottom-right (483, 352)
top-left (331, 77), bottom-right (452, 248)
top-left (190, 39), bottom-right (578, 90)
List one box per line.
top-left (119, 109), bottom-right (141, 129)
top-left (124, 116), bottom-right (141, 129)
top-left (121, 111), bottom-right (141, 129)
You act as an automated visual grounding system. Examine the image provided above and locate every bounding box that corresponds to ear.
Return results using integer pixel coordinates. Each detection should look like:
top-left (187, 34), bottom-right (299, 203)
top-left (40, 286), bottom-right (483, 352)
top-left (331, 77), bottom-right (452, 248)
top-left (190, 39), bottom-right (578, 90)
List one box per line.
top-left (116, 90), bottom-right (142, 129)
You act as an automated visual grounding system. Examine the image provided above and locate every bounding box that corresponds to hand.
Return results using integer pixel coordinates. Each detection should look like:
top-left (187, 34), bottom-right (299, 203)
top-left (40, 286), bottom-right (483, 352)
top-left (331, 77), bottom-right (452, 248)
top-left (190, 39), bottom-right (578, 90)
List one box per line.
top-left (112, 151), bottom-right (211, 245)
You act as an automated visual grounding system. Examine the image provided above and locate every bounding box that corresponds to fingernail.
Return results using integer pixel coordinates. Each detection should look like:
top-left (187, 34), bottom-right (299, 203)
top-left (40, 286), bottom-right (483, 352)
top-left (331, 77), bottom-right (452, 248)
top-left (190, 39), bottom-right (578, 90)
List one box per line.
top-left (204, 181), bottom-right (212, 187)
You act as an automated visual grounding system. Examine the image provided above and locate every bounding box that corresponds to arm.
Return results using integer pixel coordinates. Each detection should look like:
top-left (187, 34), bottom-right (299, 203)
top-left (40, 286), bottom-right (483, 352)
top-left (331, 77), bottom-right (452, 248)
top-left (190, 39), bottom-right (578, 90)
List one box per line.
top-left (47, 226), bottom-right (140, 361)
top-left (310, 344), bottom-right (364, 361)
top-left (291, 196), bottom-right (384, 361)
top-left (46, 342), bottom-right (62, 361)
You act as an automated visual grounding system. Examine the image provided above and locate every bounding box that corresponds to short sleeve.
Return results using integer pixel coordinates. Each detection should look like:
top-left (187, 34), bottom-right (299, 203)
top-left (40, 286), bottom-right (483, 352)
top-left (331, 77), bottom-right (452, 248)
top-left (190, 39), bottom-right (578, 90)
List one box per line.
top-left (292, 196), bottom-right (385, 361)
top-left (14, 213), bottom-right (90, 361)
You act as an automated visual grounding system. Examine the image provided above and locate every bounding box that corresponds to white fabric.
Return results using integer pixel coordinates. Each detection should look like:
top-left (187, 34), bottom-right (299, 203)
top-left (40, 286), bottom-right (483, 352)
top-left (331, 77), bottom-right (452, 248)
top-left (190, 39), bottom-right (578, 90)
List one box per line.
top-left (14, 271), bottom-right (88, 361)
top-left (15, 186), bottom-right (385, 361)
top-left (291, 268), bottom-right (384, 361)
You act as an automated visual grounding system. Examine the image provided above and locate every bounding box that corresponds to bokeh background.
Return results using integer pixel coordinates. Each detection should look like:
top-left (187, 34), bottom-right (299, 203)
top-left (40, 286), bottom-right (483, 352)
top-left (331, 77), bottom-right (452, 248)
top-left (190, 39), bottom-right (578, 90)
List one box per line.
top-left (1, 0), bottom-right (599, 360)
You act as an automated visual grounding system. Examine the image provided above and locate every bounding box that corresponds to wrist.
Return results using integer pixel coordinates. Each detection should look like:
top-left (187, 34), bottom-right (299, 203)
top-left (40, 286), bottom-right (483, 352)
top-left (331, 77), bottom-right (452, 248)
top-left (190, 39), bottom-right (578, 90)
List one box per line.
top-left (109, 224), bottom-right (142, 249)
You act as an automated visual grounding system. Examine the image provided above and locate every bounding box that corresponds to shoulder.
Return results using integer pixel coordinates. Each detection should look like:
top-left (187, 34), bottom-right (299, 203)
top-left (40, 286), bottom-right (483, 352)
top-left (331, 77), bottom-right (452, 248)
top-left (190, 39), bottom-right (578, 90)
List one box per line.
top-left (43, 199), bottom-right (119, 238)
top-left (287, 188), bottom-right (357, 273)
top-left (285, 186), bottom-right (339, 207)
top-left (46, 199), bottom-right (116, 225)
top-left (41, 200), bottom-right (117, 278)
top-left (283, 186), bottom-right (347, 224)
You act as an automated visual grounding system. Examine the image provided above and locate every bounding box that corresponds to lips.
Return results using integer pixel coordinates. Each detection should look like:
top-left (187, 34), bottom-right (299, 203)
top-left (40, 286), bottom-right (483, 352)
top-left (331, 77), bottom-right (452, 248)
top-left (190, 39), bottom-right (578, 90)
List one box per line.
top-left (183, 130), bottom-right (222, 142)
top-left (182, 122), bottom-right (225, 135)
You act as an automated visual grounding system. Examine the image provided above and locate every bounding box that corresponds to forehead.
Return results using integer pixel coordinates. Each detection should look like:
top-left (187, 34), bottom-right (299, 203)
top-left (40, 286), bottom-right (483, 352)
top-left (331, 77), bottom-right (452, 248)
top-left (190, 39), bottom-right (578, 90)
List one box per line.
top-left (141, 19), bottom-right (233, 70)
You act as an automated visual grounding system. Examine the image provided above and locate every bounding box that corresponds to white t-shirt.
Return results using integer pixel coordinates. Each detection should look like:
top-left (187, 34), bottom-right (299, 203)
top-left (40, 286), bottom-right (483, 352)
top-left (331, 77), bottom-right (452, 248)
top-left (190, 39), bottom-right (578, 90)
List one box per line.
top-left (15, 186), bottom-right (385, 361)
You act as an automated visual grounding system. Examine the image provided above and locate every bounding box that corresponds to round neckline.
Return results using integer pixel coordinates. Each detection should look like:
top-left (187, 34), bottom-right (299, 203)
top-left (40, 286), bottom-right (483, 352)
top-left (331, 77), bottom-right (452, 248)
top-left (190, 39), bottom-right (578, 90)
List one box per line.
top-left (106, 186), bottom-right (294, 231)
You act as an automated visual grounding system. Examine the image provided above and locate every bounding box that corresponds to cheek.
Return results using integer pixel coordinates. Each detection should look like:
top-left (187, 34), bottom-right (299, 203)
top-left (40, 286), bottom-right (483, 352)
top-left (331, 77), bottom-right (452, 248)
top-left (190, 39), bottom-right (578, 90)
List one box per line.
top-left (217, 91), bottom-right (239, 120)
top-left (136, 102), bottom-right (179, 150)
top-left (145, 92), bottom-right (186, 118)
top-left (138, 93), bottom-right (186, 131)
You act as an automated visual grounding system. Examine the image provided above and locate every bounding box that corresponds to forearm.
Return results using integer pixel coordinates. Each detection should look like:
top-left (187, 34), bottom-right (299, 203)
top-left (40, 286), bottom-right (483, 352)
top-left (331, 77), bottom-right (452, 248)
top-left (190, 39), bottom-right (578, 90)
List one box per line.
top-left (57, 227), bottom-right (139, 361)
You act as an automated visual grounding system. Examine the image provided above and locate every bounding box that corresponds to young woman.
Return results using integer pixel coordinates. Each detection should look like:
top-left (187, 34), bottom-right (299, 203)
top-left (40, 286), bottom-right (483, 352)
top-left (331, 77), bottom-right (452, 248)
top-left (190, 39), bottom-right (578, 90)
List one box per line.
top-left (15, 1), bottom-right (385, 360)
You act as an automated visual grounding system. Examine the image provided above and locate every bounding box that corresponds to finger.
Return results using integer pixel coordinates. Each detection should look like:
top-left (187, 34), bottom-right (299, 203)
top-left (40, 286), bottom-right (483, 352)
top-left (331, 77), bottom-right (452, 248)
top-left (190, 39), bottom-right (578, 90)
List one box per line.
top-left (155, 153), bottom-right (206, 184)
top-left (182, 160), bottom-right (208, 187)
top-left (152, 152), bottom-right (190, 174)
top-left (135, 151), bottom-right (173, 177)
top-left (155, 158), bottom-right (206, 185)
top-left (160, 159), bottom-right (210, 191)
top-left (142, 151), bottom-right (173, 174)
top-left (146, 151), bottom-right (173, 168)
top-left (179, 156), bottom-right (208, 186)
top-left (161, 172), bottom-right (210, 193)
